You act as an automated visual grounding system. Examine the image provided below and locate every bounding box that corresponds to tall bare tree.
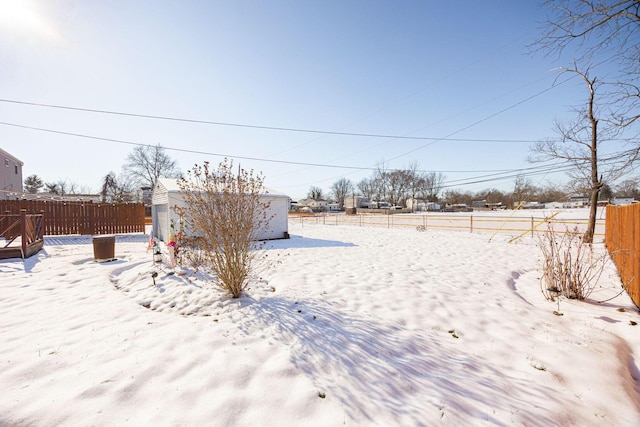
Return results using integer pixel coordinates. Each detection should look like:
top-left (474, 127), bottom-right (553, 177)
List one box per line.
top-left (357, 177), bottom-right (375, 201)
top-left (101, 171), bottom-right (136, 203)
top-left (385, 169), bottom-right (412, 206)
top-left (531, 67), bottom-right (618, 242)
top-left (330, 178), bottom-right (354, 209)
top-left (537, 0), bottom-right (640, 126)
top-left (307, 186), bottom-right (324, 200)
top-left (123, 144), bottom-right (180, 189)
top-left (420, 171), bottom-right (445, 201)
top-left (535, 1), bottom-right (640, 242)
top-left (512, 174), bottom-right (536, 207)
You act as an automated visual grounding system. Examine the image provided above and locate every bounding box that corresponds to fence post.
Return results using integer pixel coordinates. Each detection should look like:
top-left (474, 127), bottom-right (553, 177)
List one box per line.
top-left (531, 217), bottom-right (534, 238)
top-left (20, 209), bottom-right (27, 258)
top-left (470, 215), bottom-right (473, 233)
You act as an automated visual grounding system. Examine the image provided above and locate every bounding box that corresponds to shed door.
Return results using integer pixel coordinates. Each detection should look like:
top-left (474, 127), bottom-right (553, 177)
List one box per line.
top-left (155, 204), bottom-right (168, 241)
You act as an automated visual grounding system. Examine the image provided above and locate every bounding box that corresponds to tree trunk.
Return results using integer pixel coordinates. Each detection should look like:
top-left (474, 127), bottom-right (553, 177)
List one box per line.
top-left (584, 78), bottom-right (599, 244)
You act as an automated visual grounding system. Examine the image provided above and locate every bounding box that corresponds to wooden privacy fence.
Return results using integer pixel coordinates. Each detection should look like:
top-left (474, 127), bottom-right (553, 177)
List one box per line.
top-left (606, 203), bottom-right (640, 307)
top-left (0, 200), bottom-right (145, 236)
top-left (0, 210), bottom-right (44, 259)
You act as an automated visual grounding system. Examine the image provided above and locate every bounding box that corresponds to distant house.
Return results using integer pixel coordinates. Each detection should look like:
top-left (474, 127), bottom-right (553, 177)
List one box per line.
top-left (611, 198), bottom-right (636, 206)
top-left (0, 148), bottom-right (23, 200)
top-left (20, 193), bottom-right (102, 202)
top-left (544, 202), bottom-right (565, 210)
top-left (444, 204), bottom-right (473, 212)
top-left (566, 196), bottom-right (589, 208)
top-left (298, 198), bottom-right (328, 212)
top-left (406, 198), bottom-right (441, 212)
top-left (345, 196), bottom-right (370, 209)
top-left (151, 178), bottom-right (290, 242)
top-left (327, 202), bottom-right (341, 211)
top-left (521, 201), bottom-right (543, 209)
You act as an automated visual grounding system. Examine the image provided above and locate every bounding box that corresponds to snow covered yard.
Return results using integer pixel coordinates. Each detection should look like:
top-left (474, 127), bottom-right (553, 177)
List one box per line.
top-left (1, 222), bottom-right (639, 426)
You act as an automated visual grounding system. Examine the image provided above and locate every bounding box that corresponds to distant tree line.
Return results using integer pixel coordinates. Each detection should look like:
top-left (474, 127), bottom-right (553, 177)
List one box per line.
top-left (311, 170), bottom-right (640, 210)
top-left (21, 144), bottom-right (181, 203)
top-left (304, 163), bottom-right (446, 209)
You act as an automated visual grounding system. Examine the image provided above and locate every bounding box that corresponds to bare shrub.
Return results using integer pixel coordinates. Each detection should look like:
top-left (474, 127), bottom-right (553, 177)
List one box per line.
top-left (175, 159), bottom-right (272, 298)
top-left (175, 235), bottom-right (208, 271)
top-left (538, 224), bottom-right (607, 301)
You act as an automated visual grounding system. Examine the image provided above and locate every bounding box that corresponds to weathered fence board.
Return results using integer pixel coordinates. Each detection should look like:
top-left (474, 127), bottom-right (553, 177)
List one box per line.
top-left (0, 200), bottom-right (145, 236)
top-left (606, 204), bottom-right (640, 308)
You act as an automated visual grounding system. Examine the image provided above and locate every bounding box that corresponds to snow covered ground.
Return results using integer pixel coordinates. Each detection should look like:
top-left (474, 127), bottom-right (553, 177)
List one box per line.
top-left (1, 214), bottom-right (639, 426)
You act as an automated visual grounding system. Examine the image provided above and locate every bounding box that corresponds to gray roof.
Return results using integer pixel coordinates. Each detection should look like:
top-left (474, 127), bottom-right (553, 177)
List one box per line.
top-left (156, 178), bottom-right (289, 199)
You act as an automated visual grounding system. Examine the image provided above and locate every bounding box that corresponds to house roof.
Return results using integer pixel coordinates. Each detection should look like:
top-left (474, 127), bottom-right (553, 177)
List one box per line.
top-left (0, 147), bottom-right (24, 165)
top-left (156, 178), bottom-right (290, 199)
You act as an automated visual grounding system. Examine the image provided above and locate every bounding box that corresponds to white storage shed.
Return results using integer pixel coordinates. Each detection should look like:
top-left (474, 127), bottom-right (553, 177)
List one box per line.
top-left (151, 178), bottom-right (290, 242)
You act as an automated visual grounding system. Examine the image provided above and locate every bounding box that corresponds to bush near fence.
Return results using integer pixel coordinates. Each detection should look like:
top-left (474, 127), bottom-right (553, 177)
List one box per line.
top-left (605, 203), bottom-right (640, 308)
top-left (0, 199), bottom-right (145, 236)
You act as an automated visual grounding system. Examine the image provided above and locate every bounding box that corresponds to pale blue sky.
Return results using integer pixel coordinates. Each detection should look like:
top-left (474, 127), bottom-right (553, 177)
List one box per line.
top-left (0, 0), bottom-right (629, 199)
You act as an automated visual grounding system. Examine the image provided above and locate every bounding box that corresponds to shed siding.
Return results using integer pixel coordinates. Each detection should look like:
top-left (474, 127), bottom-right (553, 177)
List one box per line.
top-left (152, 179), bottom-right (289, 242)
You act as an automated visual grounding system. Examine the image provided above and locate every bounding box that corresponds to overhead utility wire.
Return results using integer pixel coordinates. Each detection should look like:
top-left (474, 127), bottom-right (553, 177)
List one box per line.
top-left (0, 98), bottom-right (551, 144)
top-left (438, 164), bottom-right (578, 189)
top-left (0, 119), bottom-right (578, 183)
top-left (0, 121), bottom-right (369, 171)
top-left (383, 74), bottom-right (577, 163)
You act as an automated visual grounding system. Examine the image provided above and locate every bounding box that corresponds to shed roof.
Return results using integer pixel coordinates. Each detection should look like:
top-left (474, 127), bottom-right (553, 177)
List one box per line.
top-left (156, 178), bottom-right (290, 199)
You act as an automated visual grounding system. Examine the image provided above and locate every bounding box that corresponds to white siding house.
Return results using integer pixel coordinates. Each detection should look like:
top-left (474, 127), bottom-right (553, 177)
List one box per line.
top-left (151, 178), bottom-right (290, 242)
top-left (0, 148), bottom-right (23, 199)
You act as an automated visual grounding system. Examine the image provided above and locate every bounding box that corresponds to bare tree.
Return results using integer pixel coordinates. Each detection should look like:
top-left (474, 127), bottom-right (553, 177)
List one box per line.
top-left (101, 171), bottom-right (136, 203)
top-left (538, 183), bottom-right (567, 203)
top-left (531, 67), bottom-right (617, 243)
top-left (101, 172), bottom-right (118, 202)
top-left (123, 144), bottom-right (180, 189)
top-left (614, 178), bottom-right (640, 198)
top-left (442, 189), bottom-right (473, 206)
top-left (357, 177), bottom-right (375, 201)
top-left (330, 178), bottom-right (354, 209)
top-left (386, 169), bottom-right (412, 206)
top-left (479, 188), bottom-right (508, 205)
top-left (536, 0), bottom-right (640, 126)
top-left (512, 175), bottom-right (537, 207)
top-left (176, 159), bottom-right (271, 298)
top-left (307, 186), bottom-right (324, 200)
top-left (421, 171), bottom-right (445, 201)
top-left (44, 181), bottom-right (64, 195)
top-left (371, 165), bottom-right (390, 203)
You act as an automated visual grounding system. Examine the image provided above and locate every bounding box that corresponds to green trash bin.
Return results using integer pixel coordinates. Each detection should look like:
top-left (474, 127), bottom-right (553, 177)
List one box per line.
top-left (93, 235), bottom-right (116, 262)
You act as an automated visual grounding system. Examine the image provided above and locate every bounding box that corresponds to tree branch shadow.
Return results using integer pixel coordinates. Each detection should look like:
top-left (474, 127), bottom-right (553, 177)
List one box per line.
top-left (241, 296), bottom-right (558, 425)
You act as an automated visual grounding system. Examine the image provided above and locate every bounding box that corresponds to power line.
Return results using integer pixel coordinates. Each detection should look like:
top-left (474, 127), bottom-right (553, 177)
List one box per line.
top-left (0, 120), bottom-right (372, 171)
top-left (0, 119), bottom-right (577, 181)
top-left (383, 74), bottom-right (578, 163)
top-left (0, 97), bottom-right (550, 144)
top-left (3, 117), bottom-right (633, 193)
